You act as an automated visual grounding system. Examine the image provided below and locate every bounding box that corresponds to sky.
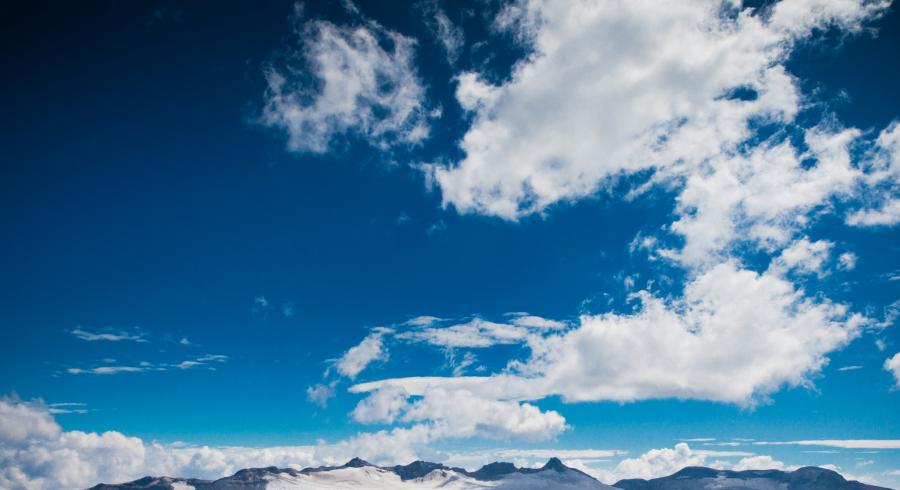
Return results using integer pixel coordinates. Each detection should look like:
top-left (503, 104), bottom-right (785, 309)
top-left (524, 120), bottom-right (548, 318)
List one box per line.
top-left (1, 0), bottom-right (900, 488)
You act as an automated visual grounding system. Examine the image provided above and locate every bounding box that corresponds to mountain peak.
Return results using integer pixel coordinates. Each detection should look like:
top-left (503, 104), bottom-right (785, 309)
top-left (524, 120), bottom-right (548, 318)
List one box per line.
top-left (343, 457), bottom-right (373, 468)
top-left (541, 456), bottom-right (567, 472)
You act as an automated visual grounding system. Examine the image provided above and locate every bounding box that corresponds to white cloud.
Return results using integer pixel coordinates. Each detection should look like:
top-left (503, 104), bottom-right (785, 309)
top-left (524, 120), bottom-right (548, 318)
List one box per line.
top-left (0, 396), bottom-right (418, 488)
top-left (885, 353), bottom-right (900, 388)
top-left (66, 355), bottom-right (228, 375)
top-left (448, 351), bottom-right (478, 377)
top-left (419, 0), bottom-right (464, 64)
top-left (430, 0), bottom-right (887, 223)
top-left (847, 121), bottom-right (900, 226)
top-left (351, 386), bottom-right (568, 443)
top-left (360, 262), bottom-right (862, 406)
top-left (70, 327), bottom-right (147, 343)
top-left (336, 332), bottom-right (388, 379)
top-left (769, 237), bottom-right (834, 277)
top-left (731, 454), bottom-right (787, 471)
top-left (46, 403), bottom-right (90, 415)
top-left (395, 316), bottom-right (562, 348)
top-left (837, 365), bottom-right (863, 371)
top-left (507, 313), bottom-right (567, 330)
top-left (403, 315), bottom-right (444, 327)
top-left (261, 6), bottom-right (429, 153)
top-left (67, 365), bottom-right (154, 375)
top-left (755, 439), bottom-right (900, 449)
top-left (595, 443), bottom-right (708, 481)
top-left (307, 383), bottom-right (336, 408)
top-left (576, 443), bottom-right (793, 484)
top-left (839, 252), bottom-right (858, 270)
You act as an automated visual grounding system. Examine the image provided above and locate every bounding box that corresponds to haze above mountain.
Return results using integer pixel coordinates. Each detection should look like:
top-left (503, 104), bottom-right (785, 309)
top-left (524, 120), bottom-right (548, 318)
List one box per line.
top-left (88, 457), bottom-right (891, 490)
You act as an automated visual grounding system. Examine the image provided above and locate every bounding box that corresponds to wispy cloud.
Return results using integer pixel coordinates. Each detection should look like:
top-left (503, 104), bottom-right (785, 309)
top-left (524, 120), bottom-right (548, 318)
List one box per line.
top-left (66, 355), bottom-right (228, 375)
top-left (70, 327), bottom-right (147, 343)
top-left (260, 3), bottom-right (430, 153)
top-left (754, 440), bottom-right (900, 449)
top-left (47, 402), bottom-right (90, 415)
top-left (837, 365), bottom-right (864, 371)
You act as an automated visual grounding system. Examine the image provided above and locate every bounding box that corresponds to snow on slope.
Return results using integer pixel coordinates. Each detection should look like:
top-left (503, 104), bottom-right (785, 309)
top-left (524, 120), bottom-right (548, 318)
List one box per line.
top-left (264, 466), bottom-right (495, 489)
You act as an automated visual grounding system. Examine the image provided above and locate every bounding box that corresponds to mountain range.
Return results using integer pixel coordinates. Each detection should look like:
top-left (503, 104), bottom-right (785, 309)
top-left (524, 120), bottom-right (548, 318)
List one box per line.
top-left (87, 457), bottom-right (892, 489)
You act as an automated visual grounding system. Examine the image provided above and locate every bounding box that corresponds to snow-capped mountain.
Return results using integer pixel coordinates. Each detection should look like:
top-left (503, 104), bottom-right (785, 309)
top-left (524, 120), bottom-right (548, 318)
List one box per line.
top-left (86, 457), bottom-right (614, 489)
top-left (86, 459), bottom-right (892, 490)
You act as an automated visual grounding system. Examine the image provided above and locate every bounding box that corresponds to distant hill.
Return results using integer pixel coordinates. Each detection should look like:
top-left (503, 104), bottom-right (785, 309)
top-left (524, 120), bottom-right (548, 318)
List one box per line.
top-left (614, 465), bottom-right (891, 490)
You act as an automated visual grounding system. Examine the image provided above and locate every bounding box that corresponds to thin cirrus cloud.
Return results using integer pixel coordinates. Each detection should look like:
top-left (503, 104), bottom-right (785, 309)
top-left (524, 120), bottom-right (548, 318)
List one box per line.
top-left (417, 0), bottom-right (464, 65)
top-left (70, 327), bottom-right (147, 343)
top-left (65, 355), bottom-right (228, 375)
top-left (753, 440), bottom-right (900, 449)
top-left (46, 402), bottom-right (90, 415)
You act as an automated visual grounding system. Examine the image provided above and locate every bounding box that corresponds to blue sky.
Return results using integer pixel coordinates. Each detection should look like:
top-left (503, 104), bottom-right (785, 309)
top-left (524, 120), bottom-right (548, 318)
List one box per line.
top-left (2, 0), bottom-right (900, 488)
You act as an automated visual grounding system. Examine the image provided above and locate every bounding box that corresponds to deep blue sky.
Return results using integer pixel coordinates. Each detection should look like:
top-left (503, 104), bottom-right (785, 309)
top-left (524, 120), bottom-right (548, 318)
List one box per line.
top-left (1, 0), bottom-right (899, 485)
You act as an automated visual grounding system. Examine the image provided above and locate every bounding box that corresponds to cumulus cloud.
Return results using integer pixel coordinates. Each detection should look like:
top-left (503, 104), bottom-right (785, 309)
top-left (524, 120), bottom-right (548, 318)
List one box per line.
top-left (351, 385), bottom-right (568, 443)
top-left (600, 443), bottom-right (709, 481)
top-left (579, 443), bottom-right (792, 483)
top-left (884, 353), bottom-right (900, 387)
top-left (768, 237), bottom-right (834, 277)
top-left (260, 5), bottom-right (430, 153)
top-left (0, 396), bottom-right (421, 488)
top-left (432, 0), bottom-right (887, 220)
top-left (357, 262), bottom-right (863, 406)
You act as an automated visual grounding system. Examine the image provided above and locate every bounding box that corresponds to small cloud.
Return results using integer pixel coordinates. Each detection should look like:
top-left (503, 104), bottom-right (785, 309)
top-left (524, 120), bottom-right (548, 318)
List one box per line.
top-left (307, 383), bottom-right (335, 408)
top-left (48, 402), bottom-right (90, 415)
top-left (402, 315), bottom-right (444, 327)
top-left (283, 303), bottom-right (295, 318)
top-left (426, 220), bottom-right (447, 235)
top-left (252, 295), bottom-right (271, 318)
top-left (179, 337), bottom-right (191, 346)
top-left (838, 252), bottom-right (858, 270)
top-left (66, 354), bottom-right (228, 375)
top-left (396, 212), bottom-right (412, 225)
top-left (70, 327), bottom-right (147, 343)
top-left (837, 365), bottom-right (863, 372)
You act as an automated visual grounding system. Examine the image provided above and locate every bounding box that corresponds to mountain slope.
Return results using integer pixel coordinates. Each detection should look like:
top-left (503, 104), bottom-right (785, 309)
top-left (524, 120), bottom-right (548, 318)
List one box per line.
top-left (87, 457), bottom-right (616, 489)
top-left (613, 465), bottom-right (892, 490)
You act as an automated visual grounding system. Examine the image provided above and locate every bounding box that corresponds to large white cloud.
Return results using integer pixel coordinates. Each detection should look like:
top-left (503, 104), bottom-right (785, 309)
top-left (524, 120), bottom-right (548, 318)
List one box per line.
top-left (261, 6), bottom-right (430, 153)
top-left (430, 0), bottom-right (888, 223)
top-left (354, 262), bottom-right (863, 406)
